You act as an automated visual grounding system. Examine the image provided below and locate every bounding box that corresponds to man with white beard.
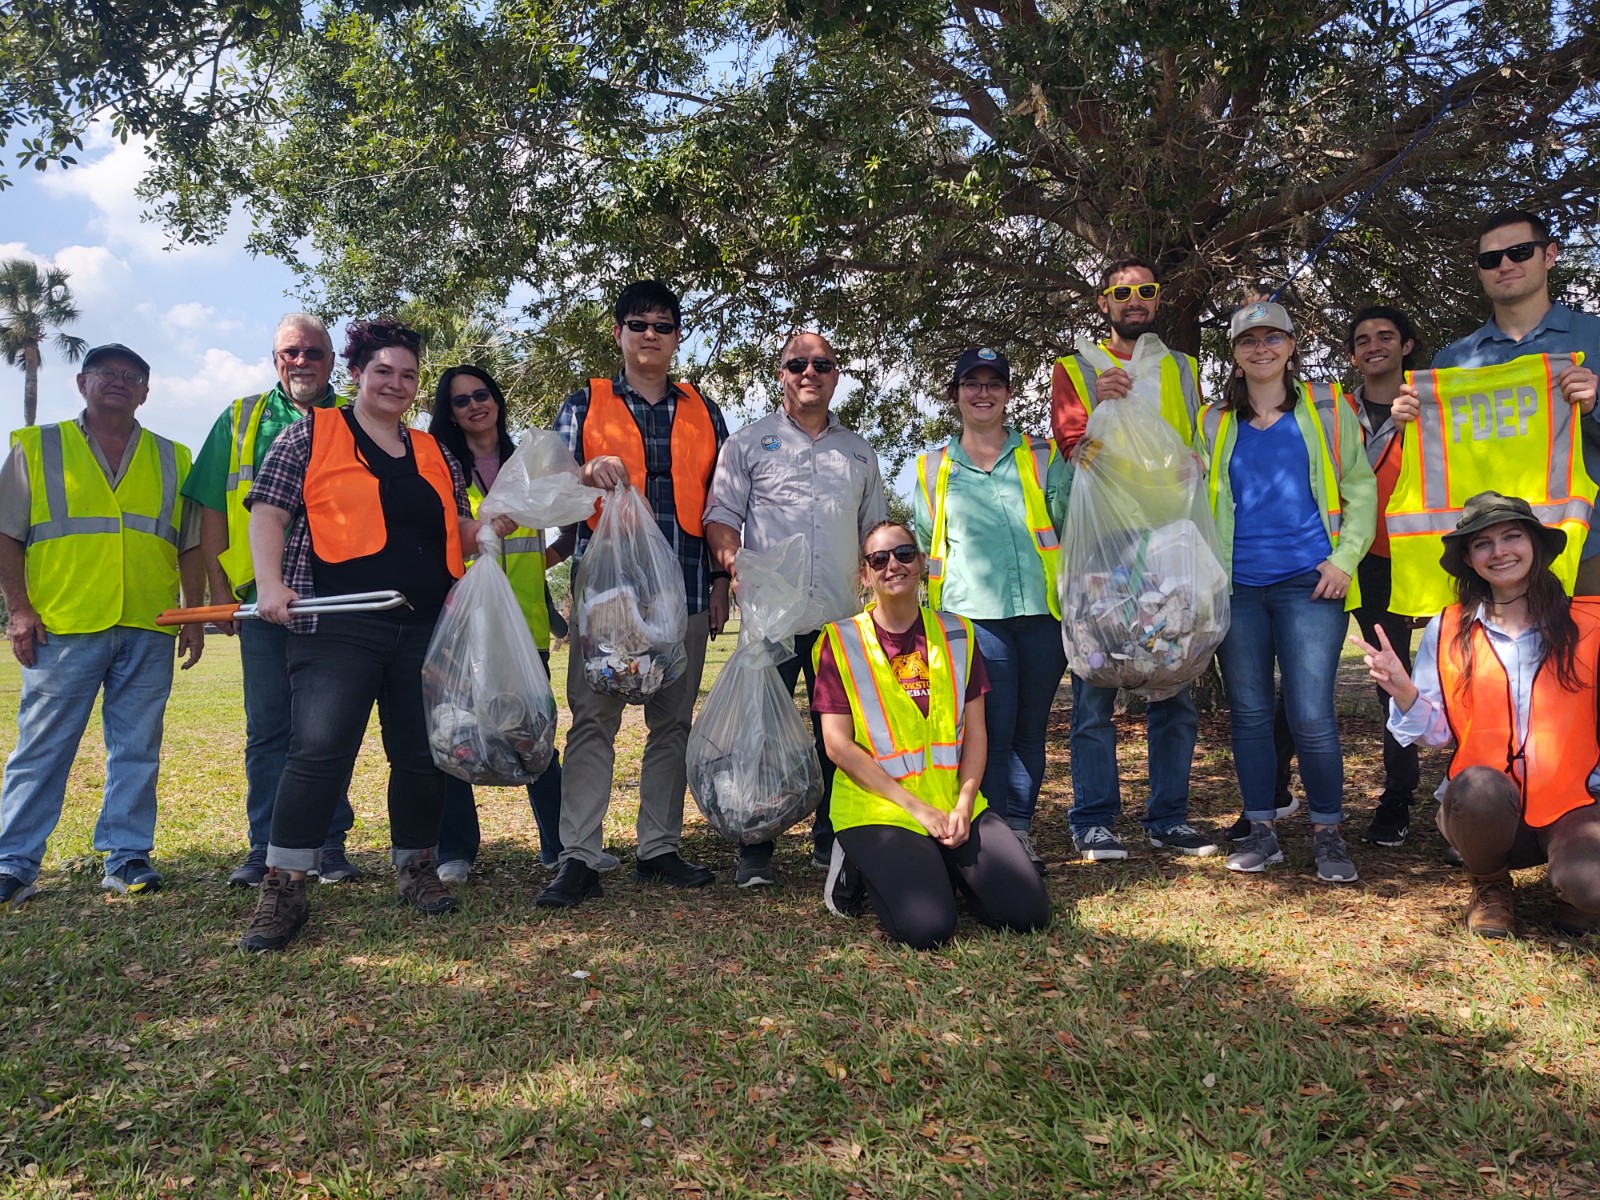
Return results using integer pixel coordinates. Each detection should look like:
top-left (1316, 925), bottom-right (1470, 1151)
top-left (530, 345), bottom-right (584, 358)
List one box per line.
top-left (182, 313), bottom-right (360, 886)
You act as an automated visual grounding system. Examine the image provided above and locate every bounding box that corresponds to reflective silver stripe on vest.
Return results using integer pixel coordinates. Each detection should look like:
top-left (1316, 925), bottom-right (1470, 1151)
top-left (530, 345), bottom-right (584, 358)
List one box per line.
top-left (938, 611), bottom-right (971, 749)
top-left (30, 426), bottom-right (178, 546)
top-left (1173, 354), bottom-right (1198, 413)
top-left (504, 534), bottom-right (545, 555)
top-left (836, 618), bottom-right (924, 779)
top-left (1548, 374), bottom-right (1580, 504)
top-left (1386, 511), bottom-right (1457, 536)
top-left (1410, 372), bottom-right (1451, 512)
top-left (1021, 437), bottom-right (1061, 550)
top-left (224, 393), bottom-right (265, 492)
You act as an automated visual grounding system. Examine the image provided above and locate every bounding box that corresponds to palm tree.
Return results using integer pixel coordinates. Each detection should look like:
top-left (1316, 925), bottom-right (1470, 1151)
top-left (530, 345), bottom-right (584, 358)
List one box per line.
top-left (0, 259), bottom-right (88, 427)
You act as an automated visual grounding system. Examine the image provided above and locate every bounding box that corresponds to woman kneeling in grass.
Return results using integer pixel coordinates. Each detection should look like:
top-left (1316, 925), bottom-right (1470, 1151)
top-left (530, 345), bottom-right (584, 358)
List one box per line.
top-left (810, 520), bottom-right (1050, 950)
top-left (1353, 490), bottom-right (1600, 939)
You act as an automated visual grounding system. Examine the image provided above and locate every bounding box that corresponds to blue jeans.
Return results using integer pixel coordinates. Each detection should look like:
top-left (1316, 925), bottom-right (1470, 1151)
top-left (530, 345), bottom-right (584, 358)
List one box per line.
top-left (972, 616), bottom-right (1067, 830)
top-left (1069, 676), bottom-right (1198, 835)
top-left (1215, 571), bottom-right (1348, 825)
top-left (438, 651), bottom-right (563, 866)
top-left (239, 619), bottom-right (354, 852)
top-left (0, 627), bottom-right (174, 883)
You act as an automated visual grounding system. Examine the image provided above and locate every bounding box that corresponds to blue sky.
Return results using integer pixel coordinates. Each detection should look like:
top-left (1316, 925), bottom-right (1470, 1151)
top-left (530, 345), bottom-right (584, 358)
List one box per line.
top-left (1, 127), bottom-right (316, 453)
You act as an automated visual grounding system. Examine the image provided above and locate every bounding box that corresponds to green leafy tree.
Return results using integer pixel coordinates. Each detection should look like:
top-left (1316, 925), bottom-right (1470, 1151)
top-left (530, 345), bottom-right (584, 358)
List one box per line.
top-left (0, 258), bottom-right (86, 427)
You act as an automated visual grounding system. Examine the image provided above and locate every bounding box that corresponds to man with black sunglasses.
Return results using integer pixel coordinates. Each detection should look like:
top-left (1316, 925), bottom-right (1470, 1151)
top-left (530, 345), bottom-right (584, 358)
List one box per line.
top-left (704, 330), bottom-right (887, 887)
top-left (183, 313), bottom-right (360, 887)
top-left (1395, 209), bottom-right (1600, 592)
top-left (537, 280), bottom-right (731, 909)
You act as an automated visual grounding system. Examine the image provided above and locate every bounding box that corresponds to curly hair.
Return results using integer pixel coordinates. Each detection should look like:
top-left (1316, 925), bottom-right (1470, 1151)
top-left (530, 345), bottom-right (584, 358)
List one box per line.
top-left (343, 317), bottom-right (422, 371)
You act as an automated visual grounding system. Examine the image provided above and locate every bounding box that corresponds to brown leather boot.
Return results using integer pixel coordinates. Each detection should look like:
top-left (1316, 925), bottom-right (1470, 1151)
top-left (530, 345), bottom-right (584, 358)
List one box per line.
top-left (1552, 899), bottom-right (1599, 938)
top-left (1465, 871), bottom-right (1515, 939)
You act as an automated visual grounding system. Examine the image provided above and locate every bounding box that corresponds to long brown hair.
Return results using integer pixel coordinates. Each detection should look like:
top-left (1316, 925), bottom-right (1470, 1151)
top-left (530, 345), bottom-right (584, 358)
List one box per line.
top-left (1219, 343), bottom-right (1306, 413)
top-left (1449, 521), bottom-right (1580, 692)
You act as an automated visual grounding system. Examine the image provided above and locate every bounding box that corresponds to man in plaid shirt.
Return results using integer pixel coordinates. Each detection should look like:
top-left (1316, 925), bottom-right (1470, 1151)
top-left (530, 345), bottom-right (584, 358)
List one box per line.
top-left (536, 281), bottom-right (730, 909)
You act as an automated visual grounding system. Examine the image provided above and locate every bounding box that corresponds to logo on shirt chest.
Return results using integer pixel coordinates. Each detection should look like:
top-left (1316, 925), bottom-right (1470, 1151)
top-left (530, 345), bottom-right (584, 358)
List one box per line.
top-left (761, 435), bottom-right (781, 451)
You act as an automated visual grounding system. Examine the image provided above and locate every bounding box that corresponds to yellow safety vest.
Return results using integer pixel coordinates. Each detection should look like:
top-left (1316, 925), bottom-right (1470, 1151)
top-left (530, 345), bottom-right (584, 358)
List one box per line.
top-left (12, 422), bottom-right (190, 635)
top-left (1387, 352), bottom-right (1595, 617)
top-left (466, 482), bottom-right (550, 649)
top-left (1057, 343), bottom-right (1201, 444)
top-left (218, 389), bottom-right (343, 596)
top-left (915, 434), bottom-right (1062, 620)
top-left (815, 608), bottom-right (990, 835)
top-left (1199, 381), bottom-right (1363, 611)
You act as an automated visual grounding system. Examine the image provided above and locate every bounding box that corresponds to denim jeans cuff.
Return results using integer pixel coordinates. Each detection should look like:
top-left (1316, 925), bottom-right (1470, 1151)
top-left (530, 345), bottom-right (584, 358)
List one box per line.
top-left (1243, 810), bottom-right (1280, 824)
top-left (391, 845), bottom-right (437, 870)
top-left (266, 845), bottom-right (321, 873)
top-left (1308, 812), bottom-right (1344, 826)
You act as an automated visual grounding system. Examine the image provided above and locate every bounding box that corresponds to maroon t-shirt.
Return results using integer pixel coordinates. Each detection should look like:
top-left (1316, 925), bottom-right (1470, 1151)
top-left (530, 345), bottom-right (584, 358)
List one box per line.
top-left (812, 616), bottom-right (989, 718)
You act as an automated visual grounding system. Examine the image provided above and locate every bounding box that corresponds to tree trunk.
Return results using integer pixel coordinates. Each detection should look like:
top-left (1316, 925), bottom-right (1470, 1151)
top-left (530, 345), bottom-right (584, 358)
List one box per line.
top-left (23, 344), bottom-right (39, 427)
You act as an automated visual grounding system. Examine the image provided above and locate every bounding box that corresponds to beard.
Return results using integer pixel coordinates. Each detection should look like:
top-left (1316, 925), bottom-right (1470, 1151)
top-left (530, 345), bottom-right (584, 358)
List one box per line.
top-left (1110, 313), bottom-right (1157, 341)
top-left (284, 376), bottom-right (326, 406)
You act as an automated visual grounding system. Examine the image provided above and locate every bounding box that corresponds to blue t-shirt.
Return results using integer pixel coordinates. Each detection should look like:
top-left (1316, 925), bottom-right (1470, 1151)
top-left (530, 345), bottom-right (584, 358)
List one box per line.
top-left (1228, 414), bottom-right (1332, 587)
top-left (1433, 302), bottom-right (1600, 559)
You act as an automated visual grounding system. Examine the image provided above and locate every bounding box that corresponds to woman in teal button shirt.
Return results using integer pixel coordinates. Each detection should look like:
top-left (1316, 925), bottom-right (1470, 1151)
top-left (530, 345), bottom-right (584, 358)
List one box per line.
top-left (913, 348), bottom-right (1071, 871)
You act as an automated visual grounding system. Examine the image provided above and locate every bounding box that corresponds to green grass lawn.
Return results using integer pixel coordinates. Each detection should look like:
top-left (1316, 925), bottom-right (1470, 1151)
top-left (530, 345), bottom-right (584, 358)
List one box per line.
top-left (0, 631), bottom-right (1597, 1198)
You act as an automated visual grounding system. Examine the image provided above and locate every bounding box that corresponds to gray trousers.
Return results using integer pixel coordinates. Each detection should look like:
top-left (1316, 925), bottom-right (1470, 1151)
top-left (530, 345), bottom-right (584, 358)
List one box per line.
top-left (558, 610), bottom-right (710, 868)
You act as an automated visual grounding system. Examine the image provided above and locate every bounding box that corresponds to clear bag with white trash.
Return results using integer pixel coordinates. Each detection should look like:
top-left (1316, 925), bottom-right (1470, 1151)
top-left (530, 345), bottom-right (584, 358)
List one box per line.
top-left (572, 484), bottom-right (689, 702)
top-left (1059, 335), bottom-right (1230, 700)
top-left (686, 535), bottom-right (826, 843)
top-left (476, 429), bottom-right (605, 529)
top-left (422, 545), bottom-right (557, 784)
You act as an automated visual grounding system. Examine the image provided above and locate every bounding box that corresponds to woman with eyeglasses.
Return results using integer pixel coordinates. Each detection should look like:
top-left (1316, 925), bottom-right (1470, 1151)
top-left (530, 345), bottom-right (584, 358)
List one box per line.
top-left (913, 348), bottom-right (1069, 873)
top-left (1195, 301), bottom-right (1375, 884)
top-left (427, 365), bottom-right (567, 884)
top-left (238, 318), bottom-right (514, 952)
top-left (809, 520), bottom-right (1050, 950)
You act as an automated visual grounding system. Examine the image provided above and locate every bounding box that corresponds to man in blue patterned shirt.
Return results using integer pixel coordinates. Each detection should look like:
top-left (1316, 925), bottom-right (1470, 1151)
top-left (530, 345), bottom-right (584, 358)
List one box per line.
top-left (537, 281), bottom-right (730, 909)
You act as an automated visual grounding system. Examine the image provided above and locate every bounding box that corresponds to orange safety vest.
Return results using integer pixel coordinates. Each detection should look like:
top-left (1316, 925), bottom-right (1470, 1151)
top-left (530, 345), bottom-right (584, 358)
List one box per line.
top-left (582, 379), bottom-right (716, 535)
top-left (303, 406), bottom-right (464, 576)
top-left (1438, 599), bottom-right (1600, 827)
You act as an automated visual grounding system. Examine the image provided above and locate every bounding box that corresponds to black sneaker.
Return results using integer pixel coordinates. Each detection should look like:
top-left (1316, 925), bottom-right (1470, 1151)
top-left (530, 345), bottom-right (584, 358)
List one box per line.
top-left (535, 859), bottom-right (603, 908)
top-left (317, 843), bottom-right (363, 884)
top-left (101, 859), bottom-right (162, 895)
top-left (240, 871), bottom-right (310, 952)
top-left (1362, 797), bottom-right (1411, 846)
top-left (228, 846), bottom-right (268, 888)
top-left (823, 843), bottom-right (866, 918)
top-left (1148, 824), bottom-right (1220, 857)
top-left (635, 850), bottom-right (714, 888)
top-left (0, 872), bottom-right (37, 910)
top-left (1072, 826), bottom-right (1127, 861)
top-left (736, 843), bottom-right (776, 889)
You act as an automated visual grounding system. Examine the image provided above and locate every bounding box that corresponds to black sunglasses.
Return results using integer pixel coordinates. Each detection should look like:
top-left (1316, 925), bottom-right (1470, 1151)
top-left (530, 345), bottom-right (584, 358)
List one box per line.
top-left (1477, 240), bottom-right (1548, 271)
top-left (451, 388), bottom-right (495, 409)
top-left (782, 356), bottom-right (838, 375)
top-left (864, 543), bottom-right (920, 571)
top-left (623, 319), bottom-right (678, 334)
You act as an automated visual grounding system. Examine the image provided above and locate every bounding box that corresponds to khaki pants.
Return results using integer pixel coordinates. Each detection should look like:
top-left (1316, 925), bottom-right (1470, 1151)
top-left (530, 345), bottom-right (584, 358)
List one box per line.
top-left (558, 610), bottom-right (710, 868)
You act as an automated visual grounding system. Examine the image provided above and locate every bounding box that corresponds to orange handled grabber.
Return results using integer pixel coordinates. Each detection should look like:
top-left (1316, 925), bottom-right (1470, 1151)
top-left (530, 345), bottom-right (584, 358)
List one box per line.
top-left (156, 590), bottom-right (410, 626)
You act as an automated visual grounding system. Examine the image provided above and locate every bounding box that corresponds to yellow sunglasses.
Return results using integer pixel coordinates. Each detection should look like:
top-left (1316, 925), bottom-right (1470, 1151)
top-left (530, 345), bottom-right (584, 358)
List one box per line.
top-left (1101, 282), bottom-right (1161, 302)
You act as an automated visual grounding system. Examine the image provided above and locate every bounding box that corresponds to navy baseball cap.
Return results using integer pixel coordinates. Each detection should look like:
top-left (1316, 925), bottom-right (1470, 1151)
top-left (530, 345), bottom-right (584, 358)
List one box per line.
top-left (951, 347), bottom-right (1010, 386)
top-left (82, 343), bottom-right (152, 379)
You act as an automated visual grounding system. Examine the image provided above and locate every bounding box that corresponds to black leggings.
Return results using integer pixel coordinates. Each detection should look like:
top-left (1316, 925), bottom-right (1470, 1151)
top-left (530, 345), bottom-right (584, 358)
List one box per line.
top-left (835, 810), bottom-right (1051, 950)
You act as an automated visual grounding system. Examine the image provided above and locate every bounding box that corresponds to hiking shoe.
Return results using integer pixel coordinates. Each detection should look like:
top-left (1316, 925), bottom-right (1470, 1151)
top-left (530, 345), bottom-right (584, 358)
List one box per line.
top-left (535, 859), bottom-right (602, 908)
top-left (101, 859), bottom-right (162, 895)
top-left (1552, 899), bottom-right (1598, 938)
top-left (635, 851), bottom-right (714, 888)
top-left (736, 844), bottom-right (776, 888)
top-left (1465, 871), bottom-right (1515, 938)
top-left (397, 858), bottom-right (460, 916)
top-left (1314, 827), bottom-right (1359, 883)
top-left (240, 871), bottom-right (310, 952)
top-left (1226, 795), bottom-right (1299, 841)
top-left (316, 843), bottom-right (363, 884)
top-left (437, 859), bottom-right (472, 886)
top-left (1149, 824), bottom-right (1220, 857)
top-left (1072, 826), bottom-right (1127, 861)
top-left (228, 846), bottom-right (269, 888)
top-left (1363, 796), bottom-right (1411, 846)
top-left (1014, 829), bottom-right (1047, 874)
top-left (0, 873), bottom-right (36, 910)
top-left (1443, 844), bottom-right (1465, 867)
top-left (1225, 822), bottom-right (1283, 873)
top-left (824, 842), bottom-right (867, 918)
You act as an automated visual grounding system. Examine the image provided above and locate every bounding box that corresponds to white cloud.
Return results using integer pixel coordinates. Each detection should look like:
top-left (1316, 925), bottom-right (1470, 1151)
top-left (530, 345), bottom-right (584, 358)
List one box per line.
top-left (163, 301), bottom-right (241, 341)
top-left (52, 245), bottom-right (136, 307)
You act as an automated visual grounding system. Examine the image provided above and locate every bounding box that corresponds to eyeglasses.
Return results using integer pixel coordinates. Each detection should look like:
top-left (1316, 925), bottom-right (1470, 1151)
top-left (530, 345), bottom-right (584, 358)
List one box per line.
top-left (959, 378), bottom-right (1008, 395)
top-left (276, 346), bottom-right (329, 363)
top-left (1235, 332), bottom-right (1289, 351)
top-left (451, 388), bottom-right (495, 409)
top-left (87, 366), bottom-right (147, 386)
top-left (782, 357), bottom-right (838, 375)
top-left (1101, 282), bottom-right (1160, 303)
top-left (864, 543), bottom-right (920, 571)
top-left (622, 319), bottom-right (678, 335)
top-left (1476, 240), bottom-right (1548, 270)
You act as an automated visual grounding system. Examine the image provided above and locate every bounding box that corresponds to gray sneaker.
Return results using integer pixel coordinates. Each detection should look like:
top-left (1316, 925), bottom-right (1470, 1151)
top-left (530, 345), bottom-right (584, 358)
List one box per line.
top-left (1072, 826), bottom-right (1127, 861)
top-left (1225, 822), bottom-right (1283, 873)
top-left (1014, 830), bottom-right (1047, 874)
top-left (1313, 827), bottom-right (1359, 883)
top-left (436, 859), bottom-right (471, 886)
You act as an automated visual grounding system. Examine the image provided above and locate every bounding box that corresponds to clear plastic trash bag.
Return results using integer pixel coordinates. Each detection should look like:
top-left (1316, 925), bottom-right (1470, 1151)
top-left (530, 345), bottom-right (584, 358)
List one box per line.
top-left (1059, 336), bottom-right (1230, 701)
top-left (477, 429), bottom-right (604, 529)
top-left (423, 552), bottom-right (557, 784)
top-left (687, 535), bottom-right (826, 844)
top-left (572, 484), bottom-right (688, 702)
